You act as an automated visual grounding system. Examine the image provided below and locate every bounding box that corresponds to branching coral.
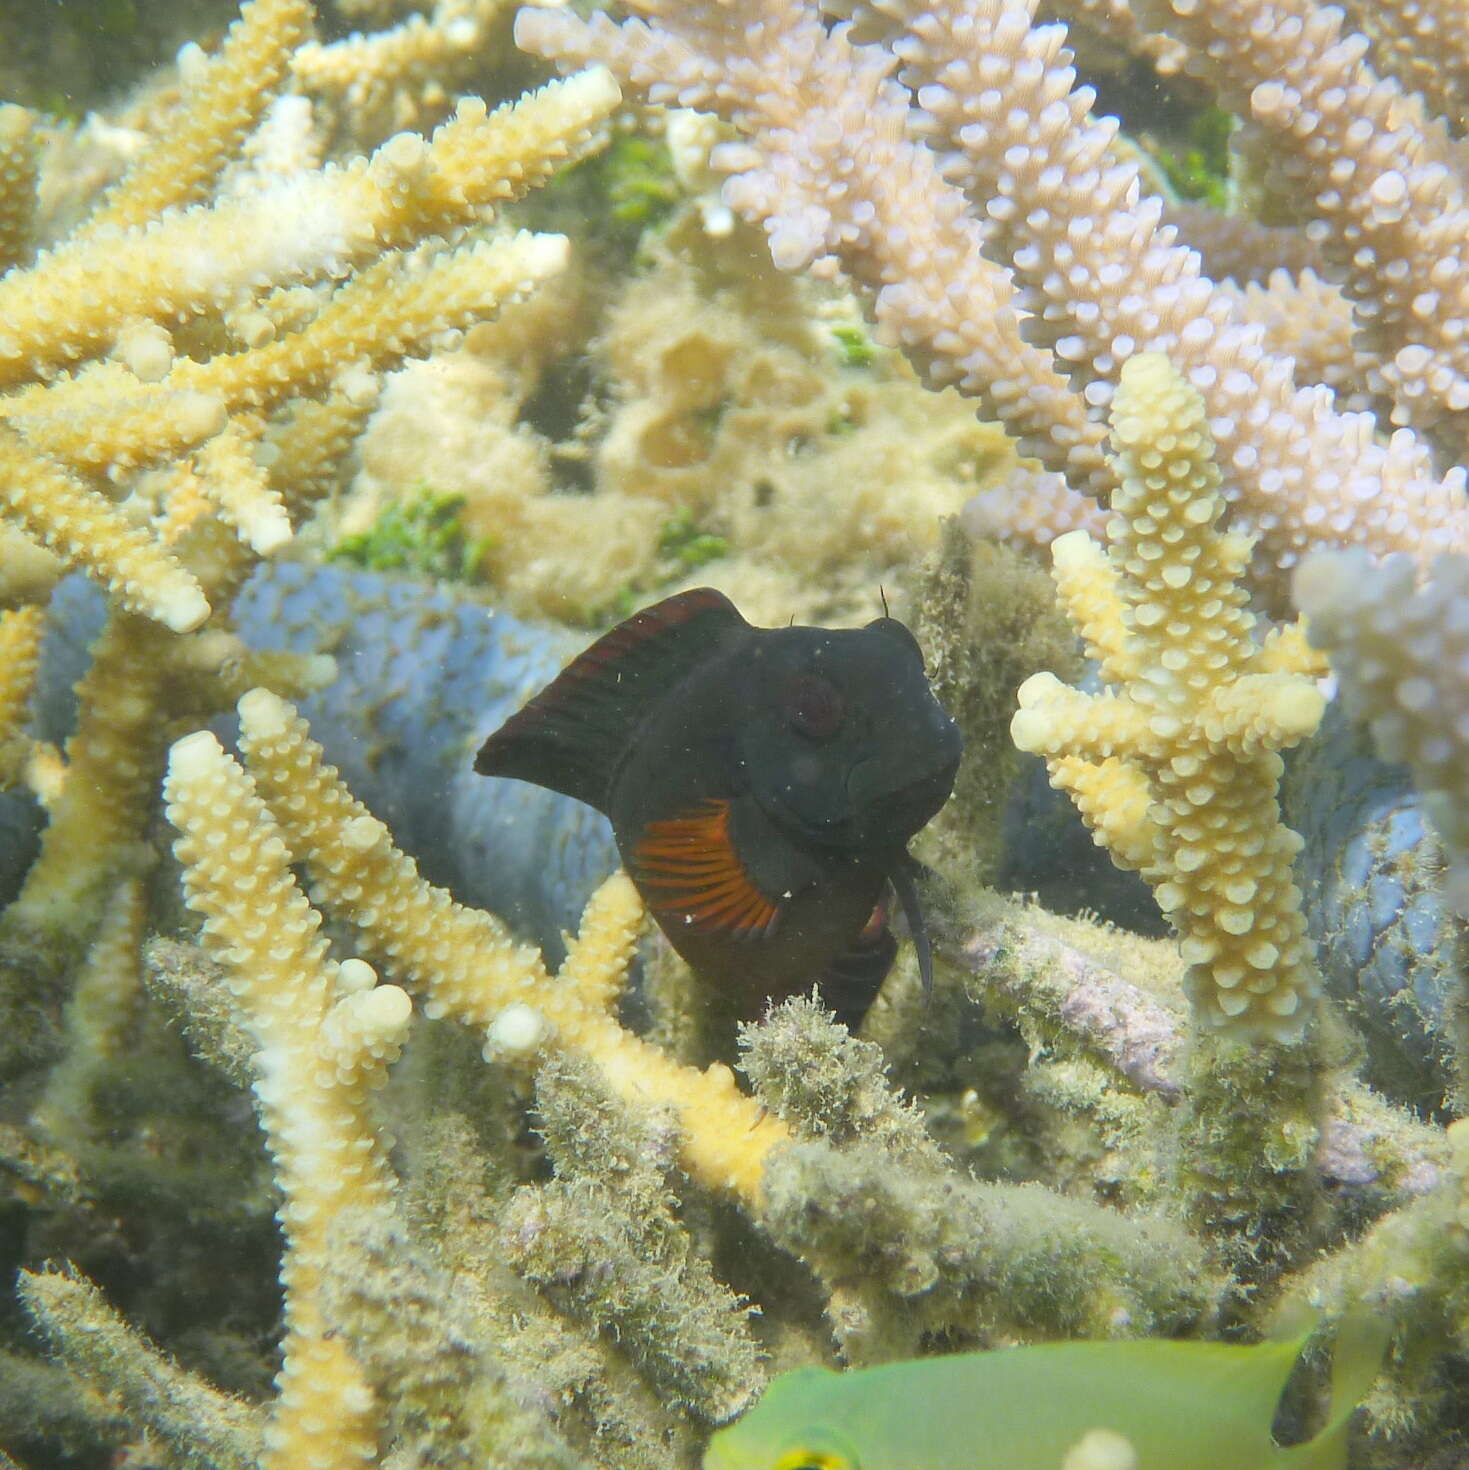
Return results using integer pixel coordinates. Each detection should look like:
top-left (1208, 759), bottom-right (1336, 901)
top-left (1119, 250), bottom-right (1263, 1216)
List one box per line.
top-left (504, 1058), bottom-right (765, 1422)
top-left (0, 0), bottom-right (619, 973)
top-left (1013, 352), bottom-right (1328, 1041)
top-left (6, 665), bottom-right (1261, 1460)
top-left (229, 685), bottom-right (787, 1204)
top-left (1295, 550), bottom-right (1469, 924)
top-left (295, 0), bottom-right (517, 147)
top-left (520, 0), bottom-right (1469, 612)
top-left (0, 604), bottom-right (44, 791)
top-left (16, 1269), bottom-right (263, 1470)
top-left (165, 725), bottom-right (415, 1467)
top-left (1012, 351), bottom-right (1332, 1278)
top-left (7, 0), bottom-right (1469, 1465)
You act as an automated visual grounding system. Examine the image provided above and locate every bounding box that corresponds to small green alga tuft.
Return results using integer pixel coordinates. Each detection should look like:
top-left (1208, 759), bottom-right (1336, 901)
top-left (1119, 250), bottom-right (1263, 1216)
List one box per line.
top-left (830, 323), bottom-right (875, 369)
top-left (327, 487), bottom-right (490, 583)
top-left (657, 507), bottom-right (729, 573)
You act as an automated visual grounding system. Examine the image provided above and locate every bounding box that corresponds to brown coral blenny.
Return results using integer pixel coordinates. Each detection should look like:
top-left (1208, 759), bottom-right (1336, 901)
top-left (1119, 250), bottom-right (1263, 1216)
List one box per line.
top-left (476, 587), bottom-right (961, 1025)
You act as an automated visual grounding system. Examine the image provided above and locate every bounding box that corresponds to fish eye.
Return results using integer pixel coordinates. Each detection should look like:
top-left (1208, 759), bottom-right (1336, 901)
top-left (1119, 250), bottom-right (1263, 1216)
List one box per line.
top-left (775, 1450), bottom-right (854, 1470)
top-left (786, 673), bottom-right (844, 741)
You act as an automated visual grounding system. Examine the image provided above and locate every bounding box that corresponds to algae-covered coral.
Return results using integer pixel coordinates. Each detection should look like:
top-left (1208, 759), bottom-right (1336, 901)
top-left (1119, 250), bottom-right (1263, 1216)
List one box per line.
top-left (3, 0), bottom-right (1469, 1467)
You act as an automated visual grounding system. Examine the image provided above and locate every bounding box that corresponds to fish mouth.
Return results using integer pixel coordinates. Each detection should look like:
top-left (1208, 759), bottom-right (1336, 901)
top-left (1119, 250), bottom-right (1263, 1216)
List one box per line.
top-left (766, 747), bottom-right (958, 854)
top-left (842, 744), bottom-right (961, 845)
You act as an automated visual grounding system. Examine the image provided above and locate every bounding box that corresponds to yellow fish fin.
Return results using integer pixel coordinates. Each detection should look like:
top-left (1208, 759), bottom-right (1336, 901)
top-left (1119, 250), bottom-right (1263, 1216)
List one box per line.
top-left (1284, 1311), bottom-right (1389, 1469)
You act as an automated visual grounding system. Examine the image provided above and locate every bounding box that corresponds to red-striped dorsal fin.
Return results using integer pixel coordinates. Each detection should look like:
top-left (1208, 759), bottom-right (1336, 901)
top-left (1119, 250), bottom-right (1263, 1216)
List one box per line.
top-left (632, 799), bottom-right (780, 939)
top-left (474, 587), bottom-right (747, 812)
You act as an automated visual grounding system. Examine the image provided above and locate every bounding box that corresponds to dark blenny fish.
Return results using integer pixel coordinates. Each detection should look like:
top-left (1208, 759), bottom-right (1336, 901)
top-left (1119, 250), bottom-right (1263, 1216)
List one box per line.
top-left (475, 588), bottom-right (961, 1027)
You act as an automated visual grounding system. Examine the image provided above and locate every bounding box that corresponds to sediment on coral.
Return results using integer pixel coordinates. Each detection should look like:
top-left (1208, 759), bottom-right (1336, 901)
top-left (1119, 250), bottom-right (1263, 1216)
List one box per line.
top-left (910, 518), bottom-right (1081, 886)
top-left (743, 997), bottom-right (1215, 1362)
top-left (316, 1203), bottom-right (584, 1470)
top-left (504, 1058), bottom-right (764, 1423)
top-left (17, 1270), bottom-right (262, 1470)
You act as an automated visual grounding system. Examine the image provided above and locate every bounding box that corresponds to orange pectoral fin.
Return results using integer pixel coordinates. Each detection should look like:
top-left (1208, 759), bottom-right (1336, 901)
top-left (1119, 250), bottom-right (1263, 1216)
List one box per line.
top-left (631, 799), bottom-right (781, 939)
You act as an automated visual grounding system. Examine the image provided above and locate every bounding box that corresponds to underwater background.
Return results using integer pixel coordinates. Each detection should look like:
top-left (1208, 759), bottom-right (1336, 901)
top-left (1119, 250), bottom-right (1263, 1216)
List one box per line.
top-left (1, 0), bottom-right (1468, 1465)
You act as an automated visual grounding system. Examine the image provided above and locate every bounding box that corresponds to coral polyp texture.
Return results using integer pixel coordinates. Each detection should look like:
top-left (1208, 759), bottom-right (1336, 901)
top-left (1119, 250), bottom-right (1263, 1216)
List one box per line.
top-left (5, 0), bottom-right (1469, 1467)
top-left (1294, 548), bottom-right (1469, 920)
top-left (1012, 353), bottom-right (1327, 1040)
top-left (165, 726), bottom-right (413, 1469)
top-left (0, 0), bottom-right (617, 949)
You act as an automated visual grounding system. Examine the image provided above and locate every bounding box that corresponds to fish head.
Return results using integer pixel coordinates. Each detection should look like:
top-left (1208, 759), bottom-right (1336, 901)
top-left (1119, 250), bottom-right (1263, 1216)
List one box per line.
top-left (704, 1368), bottom-right (861, 1470)
top-left (734, 615), bottom-right (961, 856)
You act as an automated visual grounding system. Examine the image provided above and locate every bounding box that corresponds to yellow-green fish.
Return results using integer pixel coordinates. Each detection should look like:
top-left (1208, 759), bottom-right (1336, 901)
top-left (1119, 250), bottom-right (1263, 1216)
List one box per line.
top-left (705, 1324), bottom-right (1385, 1470)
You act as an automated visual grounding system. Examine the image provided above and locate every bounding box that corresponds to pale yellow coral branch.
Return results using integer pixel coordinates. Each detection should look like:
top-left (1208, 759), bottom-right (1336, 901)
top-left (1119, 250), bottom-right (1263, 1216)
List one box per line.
top-left (0, 103), bottom-right (37, 273)
top-left (1255, 620), bottom-right (1331, 680)
top-left (1012, 672), bottom-right (1150, 765)
top-left (174, 234), bottom-right (571, 413)
top-left (235, 687), bottom-right (791, 1206)
top-left (194, 419), bottom-right (293, 556)
top-left (0, 525), bottom-right (61, 607)
top-left (1049, 527), bottom-right (1138, 683)
top-left (1049, 754), bottom-right (1159, 873)
top-left (14, 234), bottom-right (568, 474)
top-left (79, 0), bottom-right (314, 239)
top-left (0, 70), bottom-right (616, 387)
top-left (8, 613), bottom-right (171, 936)
top-left (1200, 674), bottom-right (1326, 758)
top-left (4, 363), bottom-right (228, 476)
top-left (1013, 353), bottom-right (1325, 1040)
top-left (34, 878), bottom-right (147, 1150)
top-left (292, 0), bottom-right (509, 137)
top-left (0, 602), bottom-right (45, 789)
top-left (0, 427), bottom-right (208, 633)
top-left (165, 728), bottom-right (415, 1470)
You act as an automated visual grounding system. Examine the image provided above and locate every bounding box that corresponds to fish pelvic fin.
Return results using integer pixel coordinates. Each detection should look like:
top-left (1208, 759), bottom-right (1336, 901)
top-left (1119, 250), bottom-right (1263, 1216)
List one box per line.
top-left (1294, 1317), bottom-right (1382, 1464)
top-left (888, 850), bottom-right (934, 1002)
top-left (1281, 1312), bottom-right (1389, 1470)
top-left (475, 587), bottom-right (748, 811)
top-left (819, 904), bottom-right (896, 1029)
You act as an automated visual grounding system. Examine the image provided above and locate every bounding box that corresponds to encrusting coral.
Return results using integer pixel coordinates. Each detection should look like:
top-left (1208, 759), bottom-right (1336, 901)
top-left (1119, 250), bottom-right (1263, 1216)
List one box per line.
top-left (6, 0), bottom-right (1469, 1466)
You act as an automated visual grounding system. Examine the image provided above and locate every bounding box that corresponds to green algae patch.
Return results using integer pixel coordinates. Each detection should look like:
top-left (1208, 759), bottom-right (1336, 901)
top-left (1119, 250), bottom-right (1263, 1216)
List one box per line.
top-left (327, 487), bottom-right (491, 584)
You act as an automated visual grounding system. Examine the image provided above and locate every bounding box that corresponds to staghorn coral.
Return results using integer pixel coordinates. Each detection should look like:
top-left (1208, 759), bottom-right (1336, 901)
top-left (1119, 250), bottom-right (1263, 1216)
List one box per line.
top-left (503, 1058), bottom-right (764, 1423)
top-left (129, 683), bottom-right (1233, 1459)
top-left (7, 0), bottom-right (1469, 1467)
top-left (1295, 551), bottom-right (1469, 926)
top-left (0, 604), bottom-right (45, 792)
top-left (1015, 351), bottom-right (1330, 1275)
top-left (16, 1269), bottom-right (263, 1470)
top-left (295, 0), bottom-right (519, 149)
top-left (0, 0), bottom-right (619, 982)
top-left (1012, 353), bottom-right (1328, 1042)
top-left (164, 724), bottom-right (416, 1467)
top-left (515, 0), bottom-right (1468, 1435)
top-left (519, 0), bottom-right (1469, 614)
